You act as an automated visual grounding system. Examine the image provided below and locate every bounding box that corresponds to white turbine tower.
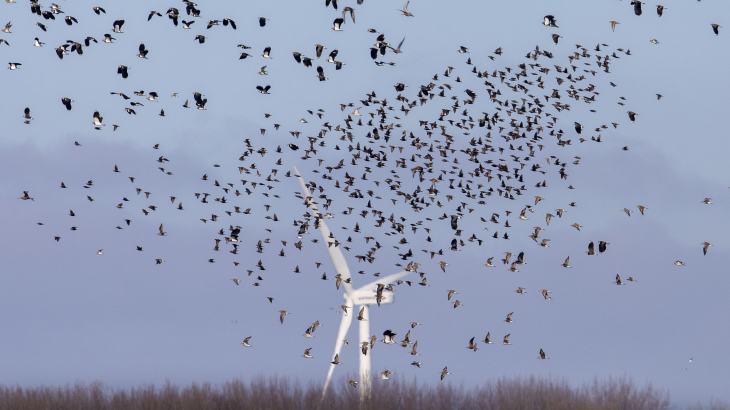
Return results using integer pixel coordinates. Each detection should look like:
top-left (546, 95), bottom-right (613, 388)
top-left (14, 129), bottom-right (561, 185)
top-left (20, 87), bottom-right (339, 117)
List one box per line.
top-left (294, 168), bottom-right (411, 400)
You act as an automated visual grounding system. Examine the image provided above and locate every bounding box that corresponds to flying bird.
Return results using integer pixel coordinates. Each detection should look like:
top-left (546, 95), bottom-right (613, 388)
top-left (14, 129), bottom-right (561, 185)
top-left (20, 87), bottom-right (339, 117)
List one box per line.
top-left (598, 241), bottom-right (609, 253)
top-left (193, 92), bottom-right (207, 109)
top-left (631, 1), bottom-right (644, 16)
top-left (410, 340), bottom-right (419, 355)
top-left (389, 37), bottom-right (406, 54)
top-left (466, 337), bottom-right (478, 352)
top-left (316, 65), bottom-right (328, 81)
top-left (117, 65), bottom-right (130, 78)
top-left (383, 329), bottom-right (397, 344)
top-left (543, 15), bottom-right (558, 28)
top-left (112, 19), bottom-right (125, 33)
top-left (561, 257), bottom-right (571, 268)
top-left (399, 1), bottom-right (414, 17)
top-left (701, 242), bottom-right (712, 255)
top-left (92, 110), bottom-right (105, 126)
top-left (440, 367), bottom-right (450, 380)
top-left (137, 43), bottom-right (149, 58)
top-left (331, 354), bottom-right (342, 365)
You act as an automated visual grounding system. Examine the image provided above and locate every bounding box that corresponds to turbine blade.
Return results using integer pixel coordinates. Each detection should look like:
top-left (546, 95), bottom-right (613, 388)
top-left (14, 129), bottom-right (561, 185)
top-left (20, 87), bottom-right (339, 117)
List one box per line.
top-left (295, 167), bottom-right (354, 294)
top-left (322, 297), bottom-right (354, 397)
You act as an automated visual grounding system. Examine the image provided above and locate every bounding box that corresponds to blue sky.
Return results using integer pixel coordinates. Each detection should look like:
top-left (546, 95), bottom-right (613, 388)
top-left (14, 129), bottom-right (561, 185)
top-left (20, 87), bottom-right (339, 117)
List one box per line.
top-left (1, 0), bottom-right (728, 405)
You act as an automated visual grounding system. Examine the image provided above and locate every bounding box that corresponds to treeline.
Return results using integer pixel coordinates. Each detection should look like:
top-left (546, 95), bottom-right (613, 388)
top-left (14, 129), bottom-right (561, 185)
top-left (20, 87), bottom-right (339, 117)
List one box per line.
top-left (0, 376), bottom-right (725, 410)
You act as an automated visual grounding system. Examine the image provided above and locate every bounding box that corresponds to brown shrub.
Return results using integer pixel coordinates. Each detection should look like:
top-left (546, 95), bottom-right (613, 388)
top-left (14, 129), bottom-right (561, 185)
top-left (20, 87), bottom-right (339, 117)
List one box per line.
top-left (0, 375), bottom-right (724, 410)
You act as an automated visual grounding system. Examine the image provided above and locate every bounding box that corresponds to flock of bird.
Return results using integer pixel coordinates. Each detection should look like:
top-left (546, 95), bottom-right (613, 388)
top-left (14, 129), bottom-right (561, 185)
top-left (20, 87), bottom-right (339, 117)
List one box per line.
top-left (6, 0), bottom-right (725, 387)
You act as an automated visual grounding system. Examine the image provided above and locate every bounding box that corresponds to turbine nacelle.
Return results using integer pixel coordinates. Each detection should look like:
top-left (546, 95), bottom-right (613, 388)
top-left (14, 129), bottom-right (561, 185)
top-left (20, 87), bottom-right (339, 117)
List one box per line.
top-left (347, 289), bottom-right (393, 305)
top-left (346, 274), bottom-right (405, 305)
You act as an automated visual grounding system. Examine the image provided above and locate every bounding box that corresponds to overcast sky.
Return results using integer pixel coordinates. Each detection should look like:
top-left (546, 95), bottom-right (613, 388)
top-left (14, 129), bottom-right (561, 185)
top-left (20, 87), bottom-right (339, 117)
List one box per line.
top-left (1, 0), bottom-right (729, 405)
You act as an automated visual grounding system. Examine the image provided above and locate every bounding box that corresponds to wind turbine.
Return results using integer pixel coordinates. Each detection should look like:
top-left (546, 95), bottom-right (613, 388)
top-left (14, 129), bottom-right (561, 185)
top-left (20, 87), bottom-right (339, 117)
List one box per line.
top-left (294, 168), bottom-right (411, 400)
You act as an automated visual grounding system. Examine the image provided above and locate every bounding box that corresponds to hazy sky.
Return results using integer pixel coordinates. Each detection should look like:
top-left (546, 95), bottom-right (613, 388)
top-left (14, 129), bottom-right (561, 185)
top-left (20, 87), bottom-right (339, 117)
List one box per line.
top-left (1, 0), bottom-right (729, 405)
